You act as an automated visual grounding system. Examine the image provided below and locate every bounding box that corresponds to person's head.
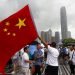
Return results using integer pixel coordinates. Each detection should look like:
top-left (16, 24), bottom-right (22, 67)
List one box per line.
top-left (29, 41), bottom-right (39, 45)
top-left (73, 46), bottom-right (75, 51)
top-left (51, 42), bottom-right (56, 48)
top-left (37, 43), bottom-right (42, 50)
top-left (24, 46), bottom-right (29, 53)
top-left (70, 45), bottom-right (74, 51)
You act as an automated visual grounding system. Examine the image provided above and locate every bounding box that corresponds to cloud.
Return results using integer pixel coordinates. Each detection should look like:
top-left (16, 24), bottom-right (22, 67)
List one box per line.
top-left (28, 0), bottom-right (75, 38)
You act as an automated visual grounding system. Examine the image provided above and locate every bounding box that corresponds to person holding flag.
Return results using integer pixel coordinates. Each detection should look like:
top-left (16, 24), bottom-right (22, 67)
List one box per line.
top-left (38, 36), bottom-right (59, 75)
top-left (0, 0), bottom-right (38, 74)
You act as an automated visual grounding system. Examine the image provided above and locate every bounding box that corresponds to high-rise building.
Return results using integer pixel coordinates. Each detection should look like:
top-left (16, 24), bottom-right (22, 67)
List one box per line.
top-left (41, 29), bottom-right (52, 43)
top-left (48, 29), bottom-right (52, 43)
top-left (55, 32), bottom-right (60, 44)
top-left (67, 31), bottom-right (71, 38)
top-left (45, 31), bottom-right (49, 43)
top-left (51, 36), bottom-right (55, 42)
top-left (60, 6), bottom-right (68, 40)
top-left (41, 31), bottom-right (45, 41)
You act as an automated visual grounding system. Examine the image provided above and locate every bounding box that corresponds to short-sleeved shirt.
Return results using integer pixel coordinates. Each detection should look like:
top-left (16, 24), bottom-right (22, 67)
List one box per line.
top-left (21, 52), bottom-right (29, 68)
top-left (46, 46), bottom-right (59, 66)
top-left (72, 51), bottom-right (75, 65)
top-left (34, 50), bottom-right (43, 66)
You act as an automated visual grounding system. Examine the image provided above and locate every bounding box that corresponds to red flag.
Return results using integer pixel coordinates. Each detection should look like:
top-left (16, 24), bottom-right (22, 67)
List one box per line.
top-left (0, 5), bottom-right (38, 73)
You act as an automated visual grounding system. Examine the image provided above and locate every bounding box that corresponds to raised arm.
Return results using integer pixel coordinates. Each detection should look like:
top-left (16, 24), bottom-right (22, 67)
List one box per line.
top-left (38, 36), bottom-right (48, 48)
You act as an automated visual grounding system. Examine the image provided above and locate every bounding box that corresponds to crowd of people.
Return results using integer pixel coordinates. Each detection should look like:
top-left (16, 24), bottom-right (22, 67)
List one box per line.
top-left (5, 38), bottom-right (75, 75)
top-left (68, 46), bottom-right (75, 75)
top-left (59, 45), bottom-right (75, 75)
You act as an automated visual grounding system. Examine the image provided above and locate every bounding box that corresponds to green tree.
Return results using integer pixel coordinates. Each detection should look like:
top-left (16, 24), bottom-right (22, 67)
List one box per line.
top-left (62, 38), bottom-right (75, 46)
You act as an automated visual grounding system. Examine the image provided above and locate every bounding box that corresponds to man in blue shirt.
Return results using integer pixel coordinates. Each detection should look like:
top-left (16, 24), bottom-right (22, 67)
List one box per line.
top-left (33, 43), bottom-right (43, 75)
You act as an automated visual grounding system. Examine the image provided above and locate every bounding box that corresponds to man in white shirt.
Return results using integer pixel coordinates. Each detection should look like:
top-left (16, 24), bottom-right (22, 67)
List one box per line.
top-left (38, 36), bottom-right (59, 75)
top-left (46, 45), bottom-right (59, 66)
top-left (45, 42), bottom-right (59, 75)
top-left (21, 46), bottom-right (32, 75)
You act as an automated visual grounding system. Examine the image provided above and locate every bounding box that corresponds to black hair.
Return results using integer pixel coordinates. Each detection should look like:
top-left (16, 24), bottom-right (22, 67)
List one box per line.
top-left (51, 42), bottom-right (56, 48)
top-left (29, 41), bottom-right (39, 45)
top-left (37, 42), bottom-right (40, 46)
top-left (24, 46), bottom-right (28, 52)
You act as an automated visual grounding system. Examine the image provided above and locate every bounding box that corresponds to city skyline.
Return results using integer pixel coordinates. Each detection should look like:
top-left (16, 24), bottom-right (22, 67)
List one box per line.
top-left (41, 29), bottom-right (61, 44)
top-left (29, 0), bottom-right (75, 39)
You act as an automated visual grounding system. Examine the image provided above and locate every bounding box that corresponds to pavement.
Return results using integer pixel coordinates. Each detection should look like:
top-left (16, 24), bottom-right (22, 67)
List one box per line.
top-left (4, 57), bottom-right (71, 75)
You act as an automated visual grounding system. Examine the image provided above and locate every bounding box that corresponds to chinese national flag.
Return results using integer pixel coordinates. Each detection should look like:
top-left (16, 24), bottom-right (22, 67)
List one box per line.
top-left (0, 5), bottom-right (38, 73)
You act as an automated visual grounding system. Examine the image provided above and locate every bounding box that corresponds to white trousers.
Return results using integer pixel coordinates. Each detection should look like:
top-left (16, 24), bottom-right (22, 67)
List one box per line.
top-left (21, 67), bottom-right (31, 75)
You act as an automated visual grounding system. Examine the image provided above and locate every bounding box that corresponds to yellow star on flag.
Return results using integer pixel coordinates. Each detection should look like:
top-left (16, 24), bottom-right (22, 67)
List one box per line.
top-left (5, 22), bottom-right (10, 26)
top-left (12, 33), bottom-right (16, 36)
top-left (3, 28), bottom-right (8, 32)
top-left (16, 18), bottom-right (26, 29)
top-left (7, 32), bottom-right (11, 35)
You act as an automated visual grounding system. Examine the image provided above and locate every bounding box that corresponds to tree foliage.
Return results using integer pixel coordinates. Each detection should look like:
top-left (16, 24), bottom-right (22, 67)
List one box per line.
top-left (62, 38), bottom-right (75, 46)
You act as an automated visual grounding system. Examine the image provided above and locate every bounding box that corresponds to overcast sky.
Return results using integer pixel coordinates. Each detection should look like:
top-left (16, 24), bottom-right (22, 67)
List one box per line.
top-left (28, 0), bottom-right (75, 38)
top-left (0, 0), bottom-right (75, 38)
